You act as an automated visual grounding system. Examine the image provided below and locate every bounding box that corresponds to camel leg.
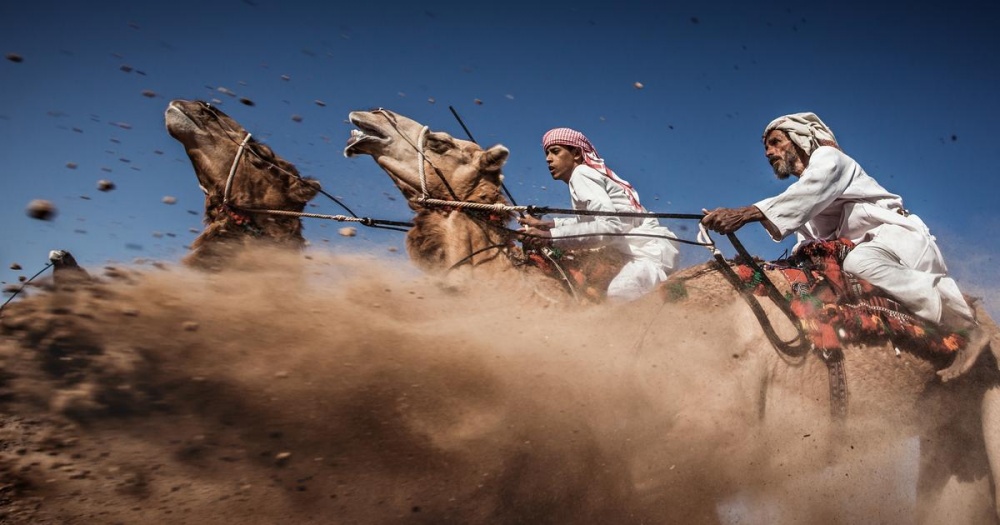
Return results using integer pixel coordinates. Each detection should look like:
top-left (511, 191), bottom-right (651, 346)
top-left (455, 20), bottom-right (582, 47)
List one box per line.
top-left (983, 383), bottom-right (1000, 522)
top-left (917, 374), bottom-right (1000, 524)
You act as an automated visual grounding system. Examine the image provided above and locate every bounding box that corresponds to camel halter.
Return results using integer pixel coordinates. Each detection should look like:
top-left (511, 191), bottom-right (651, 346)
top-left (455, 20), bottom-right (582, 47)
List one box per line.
top-left (370, 108), bottom-right (439, 204)
top-left (222, 132), bottom-right (252, 206)
top-left (196, 102), bottom-right (411, 232)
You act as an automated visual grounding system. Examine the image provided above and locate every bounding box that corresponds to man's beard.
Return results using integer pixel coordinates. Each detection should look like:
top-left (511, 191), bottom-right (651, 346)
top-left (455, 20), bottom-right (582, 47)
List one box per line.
top-left (770, 148), bottom-right (800, 180)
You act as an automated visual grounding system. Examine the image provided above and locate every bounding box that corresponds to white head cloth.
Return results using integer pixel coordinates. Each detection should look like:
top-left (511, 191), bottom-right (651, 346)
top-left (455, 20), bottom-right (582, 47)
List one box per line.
top-left (762, 112), bottom-right (839, 155)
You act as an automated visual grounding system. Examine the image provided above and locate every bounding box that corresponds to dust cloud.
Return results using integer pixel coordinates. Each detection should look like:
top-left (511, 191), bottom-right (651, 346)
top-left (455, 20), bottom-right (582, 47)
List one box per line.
top-left (0, 249), bottom-right (991, 523)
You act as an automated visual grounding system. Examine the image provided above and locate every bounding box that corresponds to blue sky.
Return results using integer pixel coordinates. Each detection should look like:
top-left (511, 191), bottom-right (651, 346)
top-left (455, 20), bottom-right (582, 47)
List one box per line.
top-left (2, 1), bottom-right (998, 312)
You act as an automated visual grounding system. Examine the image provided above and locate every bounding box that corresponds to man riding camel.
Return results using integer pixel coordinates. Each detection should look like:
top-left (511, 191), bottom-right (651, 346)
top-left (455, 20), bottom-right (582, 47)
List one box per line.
top-left (701, 112), bottom-right (992, 381)
top-left (519, 128), bottom-right (680, 302)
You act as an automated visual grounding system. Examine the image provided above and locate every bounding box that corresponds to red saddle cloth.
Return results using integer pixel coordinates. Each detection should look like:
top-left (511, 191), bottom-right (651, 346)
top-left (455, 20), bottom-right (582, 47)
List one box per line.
top-left (735, 239), bottom-right (966, 354)
top-left (527, 247), bottom-right (628, 302)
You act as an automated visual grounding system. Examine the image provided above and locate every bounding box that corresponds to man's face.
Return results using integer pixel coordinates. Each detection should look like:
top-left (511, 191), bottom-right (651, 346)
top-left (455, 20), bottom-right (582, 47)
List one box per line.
top-left (764, 130), bottom-right (806, 179)
top-left (545, 145), bottom-right (579, 183)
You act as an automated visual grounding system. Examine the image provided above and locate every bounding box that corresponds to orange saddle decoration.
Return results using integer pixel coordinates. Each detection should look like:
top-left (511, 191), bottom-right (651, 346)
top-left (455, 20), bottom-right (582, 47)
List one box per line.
top-left (734, 239), bottom-right (965, 355)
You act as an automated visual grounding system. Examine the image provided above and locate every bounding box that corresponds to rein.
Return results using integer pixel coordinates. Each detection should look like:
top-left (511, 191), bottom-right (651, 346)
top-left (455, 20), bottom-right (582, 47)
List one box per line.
top-left (0, 262), bottom-right (55, 316)
top-left (199, 102), bottom-right (412, 233)
top-left (697, 225), bottom-right (848, 420)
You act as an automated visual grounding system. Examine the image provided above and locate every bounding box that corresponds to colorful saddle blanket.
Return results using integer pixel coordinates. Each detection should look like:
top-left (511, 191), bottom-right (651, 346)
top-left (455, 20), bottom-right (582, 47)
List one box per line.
top-left (735, 239), bottom-right (965, 354)
top-left (527, 246), bottom-right (628, 302)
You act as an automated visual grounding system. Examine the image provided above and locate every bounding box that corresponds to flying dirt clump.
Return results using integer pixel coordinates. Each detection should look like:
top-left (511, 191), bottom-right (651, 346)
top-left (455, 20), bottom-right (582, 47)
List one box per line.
top-left (25, 199), bottom-right (56, 220)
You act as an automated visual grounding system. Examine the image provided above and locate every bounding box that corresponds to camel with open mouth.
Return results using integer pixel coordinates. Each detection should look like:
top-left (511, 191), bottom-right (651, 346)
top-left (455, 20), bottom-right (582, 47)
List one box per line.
top-left (345, 107), bottom-right (1000, 522)
top-left (166, 99), bottom-right (321, 268)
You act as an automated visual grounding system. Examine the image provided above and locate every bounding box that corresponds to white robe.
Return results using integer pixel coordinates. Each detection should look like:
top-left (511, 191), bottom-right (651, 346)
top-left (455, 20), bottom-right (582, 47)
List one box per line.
top-left (754, 146), bottom-right (972, 326)
top-left (550, 165), bottom-right (680, 301)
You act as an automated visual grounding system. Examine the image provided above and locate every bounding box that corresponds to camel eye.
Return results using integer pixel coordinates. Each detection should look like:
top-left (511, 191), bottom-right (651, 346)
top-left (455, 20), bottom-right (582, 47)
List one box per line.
top-left (425, 134), bottom-right (454, 154)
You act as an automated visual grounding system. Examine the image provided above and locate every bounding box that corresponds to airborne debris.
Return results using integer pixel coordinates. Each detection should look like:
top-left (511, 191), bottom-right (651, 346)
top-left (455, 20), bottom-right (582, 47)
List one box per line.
top-left (26, 199), bottom-right (57, 220)
top-left (9, 263), bottom-right (21, 270)
top-left (634, 81), bottom-right (644, 89)
top-left (280, 74), bottom-right (291, 81)
top-left (5, 52), bottom-right (24, 63)
top-left (239, 97), bottom-right (255, 106)
top-left (120, 64), bottom-right (133, 73)
top-left (162, 196), bottom-right (177, 205)
top-left (291, 114), bottom-right (303, 123)
top-left (474, 98), bottom-right (483, 105)
top-left (217, 86), bottom-right (236, 97)
top-left (314, 99), bottom-right (326, 107)
top-left (338, 227), bottom-right (357, 237)
top-left (66, 162), bottom-right (78, 169)
top-left (427, 97), bottom-right (436, 104)
top-left (141, 90), bottom-right (157, 98)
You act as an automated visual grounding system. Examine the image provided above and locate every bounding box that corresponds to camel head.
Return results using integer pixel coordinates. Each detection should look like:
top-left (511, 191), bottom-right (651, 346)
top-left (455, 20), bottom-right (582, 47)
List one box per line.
top-left (344, 108), bottom-right (509, 207)
top-left (165, 99), bottom-right (321, 267)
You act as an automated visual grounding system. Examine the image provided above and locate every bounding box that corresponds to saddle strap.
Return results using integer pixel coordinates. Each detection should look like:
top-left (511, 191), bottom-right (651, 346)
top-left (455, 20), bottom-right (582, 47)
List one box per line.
top-left (823, 348), bottom-right (849, 420)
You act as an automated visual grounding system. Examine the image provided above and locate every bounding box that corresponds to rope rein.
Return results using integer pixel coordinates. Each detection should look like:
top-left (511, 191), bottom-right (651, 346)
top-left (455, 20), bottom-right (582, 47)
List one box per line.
top-left (0, 262), bottom-right (54, 316)
top-left (203, 104), bottom-right (811, 360)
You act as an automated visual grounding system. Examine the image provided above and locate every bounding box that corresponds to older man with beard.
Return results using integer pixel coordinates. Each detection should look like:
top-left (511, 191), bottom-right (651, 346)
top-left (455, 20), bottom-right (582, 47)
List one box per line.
top-left (701, 112), bottom-right (990, 381)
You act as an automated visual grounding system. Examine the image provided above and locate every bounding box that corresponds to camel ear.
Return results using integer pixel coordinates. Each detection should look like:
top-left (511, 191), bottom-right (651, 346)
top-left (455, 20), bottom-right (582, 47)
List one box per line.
top-left (479, 145), bottom-right (509, 173)
top-left (289, 177), bottom-right (321, 204)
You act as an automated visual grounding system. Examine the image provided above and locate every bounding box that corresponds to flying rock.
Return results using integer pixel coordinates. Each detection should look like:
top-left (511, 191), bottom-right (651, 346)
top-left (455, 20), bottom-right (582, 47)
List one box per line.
top-left (26, 200), bottom-right (57, 220)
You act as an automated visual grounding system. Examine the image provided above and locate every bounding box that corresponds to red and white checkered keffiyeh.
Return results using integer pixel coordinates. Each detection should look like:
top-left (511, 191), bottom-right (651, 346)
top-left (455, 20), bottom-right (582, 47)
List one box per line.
top-left (541, 127), bottom-right (642, 210)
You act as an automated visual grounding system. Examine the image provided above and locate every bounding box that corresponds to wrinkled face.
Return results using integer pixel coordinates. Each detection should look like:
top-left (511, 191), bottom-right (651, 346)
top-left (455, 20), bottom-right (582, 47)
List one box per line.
top-left (544, 144), bottom-right (580, 183)
top-left (165, 99), bottom-right (318, 209)
top-left (763, 129), bottom-right (807, 180)
top-left (345, 109), bottom-right (509, 204)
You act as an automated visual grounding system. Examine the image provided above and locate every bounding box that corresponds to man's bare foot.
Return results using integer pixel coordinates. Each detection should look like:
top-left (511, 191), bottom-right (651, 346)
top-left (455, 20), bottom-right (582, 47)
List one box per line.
top-left (938, 324), bottom-right (991, 382)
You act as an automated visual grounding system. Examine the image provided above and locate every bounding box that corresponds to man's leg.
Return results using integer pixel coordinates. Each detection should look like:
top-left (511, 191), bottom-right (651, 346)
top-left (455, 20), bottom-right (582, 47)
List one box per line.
top-left (606, 259), bottom-right (665, 302)
top-left (843, 238), bottom-right (989, 382)
top-left (842, 241), bottom-right (945, 322)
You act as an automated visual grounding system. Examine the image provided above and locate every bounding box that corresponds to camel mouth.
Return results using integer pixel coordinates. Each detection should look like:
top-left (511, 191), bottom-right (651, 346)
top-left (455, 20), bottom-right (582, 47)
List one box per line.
top-left (344, 113), bottom-right (391, 157)
top-left (165, 101), bottom-right (200, 137)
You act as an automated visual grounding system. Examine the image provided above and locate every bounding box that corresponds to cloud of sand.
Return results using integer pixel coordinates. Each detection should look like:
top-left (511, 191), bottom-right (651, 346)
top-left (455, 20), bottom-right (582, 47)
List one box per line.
top-left (0, 248), bottom-right (992, 524)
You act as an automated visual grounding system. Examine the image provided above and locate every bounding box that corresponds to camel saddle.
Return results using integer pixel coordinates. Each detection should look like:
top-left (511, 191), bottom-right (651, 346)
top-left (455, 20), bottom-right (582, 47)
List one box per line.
top-left (734, 239), bottom-right (967, 356)
top-left (527, 246), bottom-right (628, 302)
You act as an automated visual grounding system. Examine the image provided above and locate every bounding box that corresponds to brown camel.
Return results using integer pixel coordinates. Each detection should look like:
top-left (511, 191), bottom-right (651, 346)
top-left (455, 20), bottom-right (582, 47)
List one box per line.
top-left (345, 108), bottom-right (1000, 522)
top-left (165, 99), bottom-right (320, 268)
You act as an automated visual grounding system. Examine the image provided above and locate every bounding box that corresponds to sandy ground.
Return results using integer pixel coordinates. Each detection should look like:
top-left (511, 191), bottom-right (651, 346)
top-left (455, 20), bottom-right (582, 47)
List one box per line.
top-left (0, 250), bottom-right (995, 524)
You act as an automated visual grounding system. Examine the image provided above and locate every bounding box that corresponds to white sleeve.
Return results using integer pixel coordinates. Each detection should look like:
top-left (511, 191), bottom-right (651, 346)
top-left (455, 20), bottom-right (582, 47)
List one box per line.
top-left (550, 170), bottom-right (626, 246)
top-left (753, 147), bottom-right (853, 241)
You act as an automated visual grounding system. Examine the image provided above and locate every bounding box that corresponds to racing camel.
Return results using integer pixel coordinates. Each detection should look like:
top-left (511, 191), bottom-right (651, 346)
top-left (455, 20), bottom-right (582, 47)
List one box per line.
top-left (165, 99), bottom-right (321, 268)
top-left (344, 107), bottom-right (1000, 522)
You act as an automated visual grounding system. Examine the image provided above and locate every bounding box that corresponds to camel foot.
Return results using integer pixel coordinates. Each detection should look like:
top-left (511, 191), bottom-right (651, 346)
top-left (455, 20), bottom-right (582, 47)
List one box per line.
top-left (938, 324), bottom-right (991, 383)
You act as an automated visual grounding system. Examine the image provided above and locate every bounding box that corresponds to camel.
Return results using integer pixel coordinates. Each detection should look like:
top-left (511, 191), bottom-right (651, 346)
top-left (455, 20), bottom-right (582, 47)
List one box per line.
top-left (165, 99), bottom-right (321, 268)
top-left (345, 108), bottom-right (1000, 522)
